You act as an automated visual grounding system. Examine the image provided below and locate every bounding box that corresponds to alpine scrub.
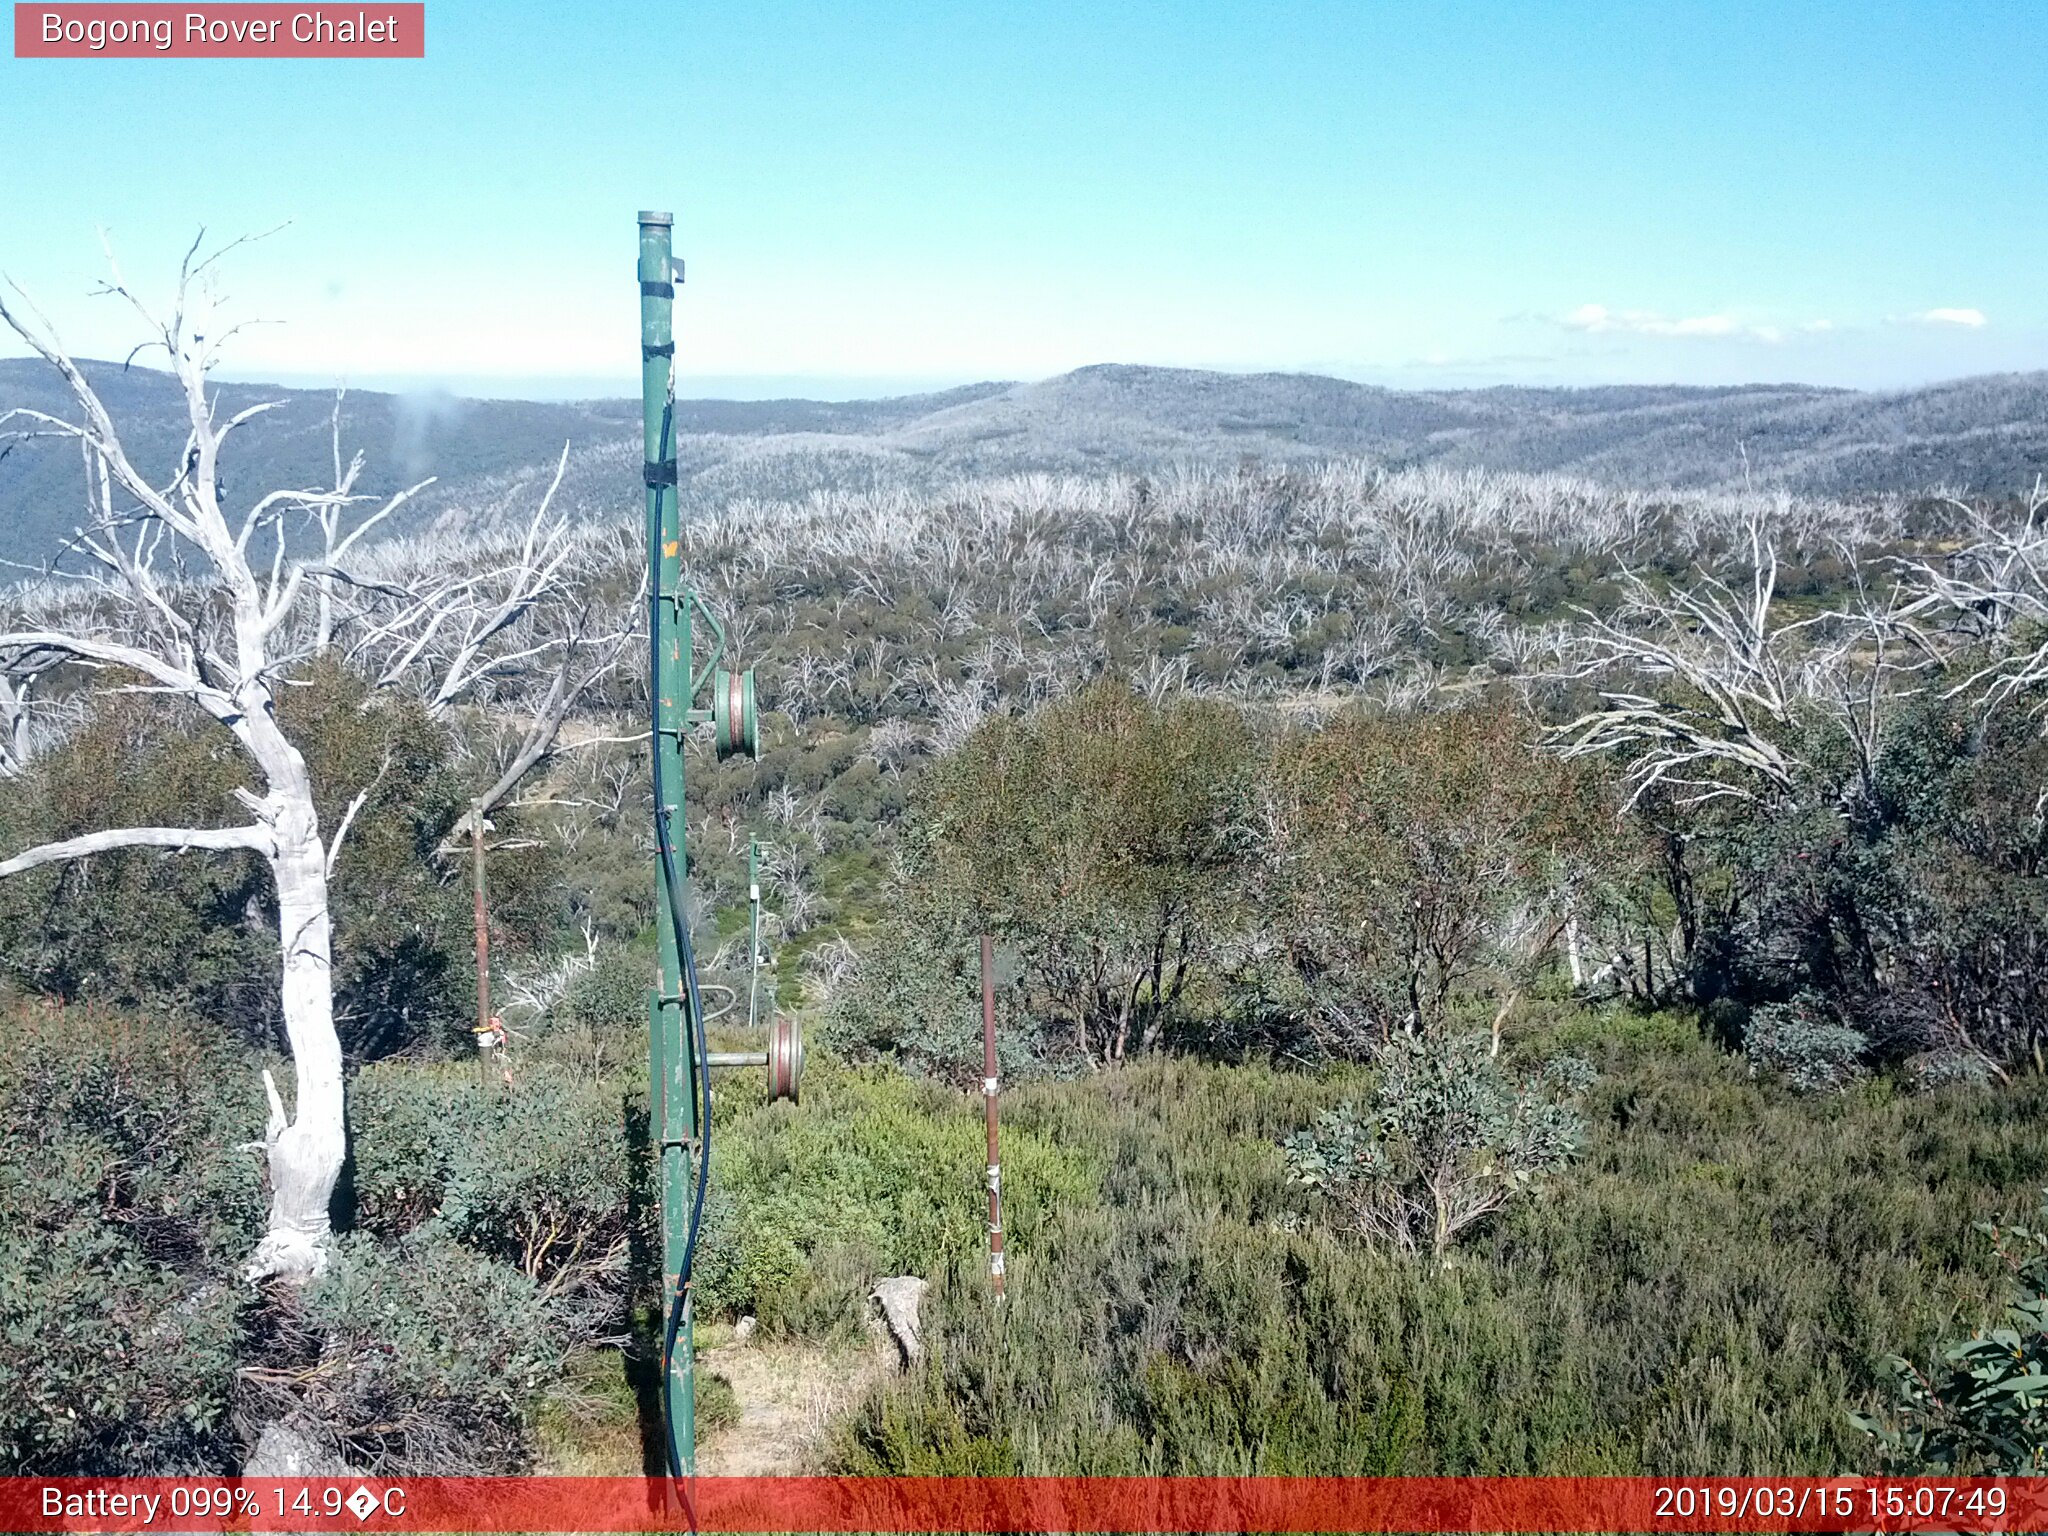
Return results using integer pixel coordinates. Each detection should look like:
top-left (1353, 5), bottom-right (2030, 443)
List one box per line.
top-left (1857, 1197), bottom-right (2048, 1473)
top-left (1283, 1033), bottom-right (1593, 1262)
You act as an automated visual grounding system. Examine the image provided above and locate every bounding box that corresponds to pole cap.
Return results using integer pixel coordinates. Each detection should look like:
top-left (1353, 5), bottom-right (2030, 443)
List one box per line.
top-left (638, 210), bottom-right (674, 227)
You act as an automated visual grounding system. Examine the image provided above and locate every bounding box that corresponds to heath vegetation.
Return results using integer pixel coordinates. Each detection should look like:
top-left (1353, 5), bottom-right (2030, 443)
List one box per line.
top-left (5, 263), bottom-right (2048, 1474)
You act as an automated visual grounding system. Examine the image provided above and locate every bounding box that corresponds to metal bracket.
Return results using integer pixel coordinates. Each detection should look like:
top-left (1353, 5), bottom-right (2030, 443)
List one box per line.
top-left (686, 590), bottom-right (729, 699)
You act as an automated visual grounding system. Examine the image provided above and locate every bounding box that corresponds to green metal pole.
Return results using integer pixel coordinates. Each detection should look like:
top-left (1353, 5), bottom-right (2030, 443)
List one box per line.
top-left (639, 209), bottom-right (697, 1479)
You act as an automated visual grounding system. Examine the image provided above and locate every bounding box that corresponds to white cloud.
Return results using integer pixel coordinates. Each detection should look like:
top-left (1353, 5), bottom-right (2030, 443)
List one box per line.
top-left (1664, 314), bottom-right (1739, 337)
top-left (1919, 307), bottom-right (1987, 328)
top-left (1559, 304), bottom-right (1792, 342)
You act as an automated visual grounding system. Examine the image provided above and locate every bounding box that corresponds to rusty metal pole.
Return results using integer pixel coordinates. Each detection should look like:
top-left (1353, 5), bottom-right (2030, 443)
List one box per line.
top-left (471, 801), bottom-right (491, 1088)
top-left (981, 933), bottom-right (1005, 1301)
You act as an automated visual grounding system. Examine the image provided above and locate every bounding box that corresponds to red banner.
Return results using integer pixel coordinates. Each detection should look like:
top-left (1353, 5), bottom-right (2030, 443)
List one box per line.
top-left (13, 4), bottom-right (424, 57)
top-left (0, 1477), bottom-right (2041, 1533)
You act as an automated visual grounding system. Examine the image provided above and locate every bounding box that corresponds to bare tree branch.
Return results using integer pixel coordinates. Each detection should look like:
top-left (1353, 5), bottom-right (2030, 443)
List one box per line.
top-left (0, 822), bottom-right (269, 877)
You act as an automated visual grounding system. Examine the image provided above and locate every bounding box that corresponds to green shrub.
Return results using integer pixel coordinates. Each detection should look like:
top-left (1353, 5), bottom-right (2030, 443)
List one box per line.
top-left (301, 1232), bottom-right (562, 1472)
top-left (913, 682), bottom-right (1259, 1065)
top-left (822, 917), bottom-right (1047, 1088)
top-left (1744, 995), bottom-right (1869, 1093)
top-left (348, 1060), bottom-right (643, 1342)
top-left (0, 1223), bottom-right (244, 1475)
top-left (697, 1059), bottom-right (1100, 1335)
top-left (0, 1003), bottom-right (262, 1473)
top-left (563, 942), bottom-right (649, 1034)
top-left (1631, 693), bottom-right (2048, 1070)
top-left (1856, 1195), bottom-right (2048, 1473)
top-left (1267, 706), bottom-right (1622, 1046)
top-left (833, 1046), bottom-right (2048, 1476)
top-left (1912, 1051), bottom-right (1997, 1090)
top-left (698, 1371), bottom-right (741, 1433)
top-left (1283, 1033), bottom-right (1590, 1260)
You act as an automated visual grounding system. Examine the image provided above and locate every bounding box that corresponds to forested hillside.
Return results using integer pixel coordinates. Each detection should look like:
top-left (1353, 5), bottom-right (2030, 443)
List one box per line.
top-left (7, 357), bottom-right (2048, 571)
top-left (7, 400), bottom-right (2048, 1474)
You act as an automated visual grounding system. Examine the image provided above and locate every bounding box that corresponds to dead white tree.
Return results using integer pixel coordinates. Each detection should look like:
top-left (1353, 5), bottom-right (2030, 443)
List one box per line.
top-left (0, 238), bottom-right (611, 1282)
top-left (312, 451), bottom-right (638, 1083)
top-left (308, 388), bottom-right (435, 654)
top-left (0, 647), bottom-right (67, 777)
top-left (1552, 512), bottom-right (1826, 807)
top-left (355, 458), bottom-right (578, 713)
top-left (331, 464), bottom-right (640, 843)
top-left (1896, 481), bottom-right (2048, 715)
top-left (0, 237), bottom-right (398, 1280)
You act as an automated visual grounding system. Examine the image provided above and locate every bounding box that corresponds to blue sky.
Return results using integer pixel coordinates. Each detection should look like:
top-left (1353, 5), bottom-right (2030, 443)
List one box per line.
top-left (2, 1), bottom-right (2044, 397)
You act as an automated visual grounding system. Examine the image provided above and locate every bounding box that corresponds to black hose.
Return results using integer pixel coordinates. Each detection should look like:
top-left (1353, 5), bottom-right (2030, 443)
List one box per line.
top-left (650, 409), bottom-right (713, 1490)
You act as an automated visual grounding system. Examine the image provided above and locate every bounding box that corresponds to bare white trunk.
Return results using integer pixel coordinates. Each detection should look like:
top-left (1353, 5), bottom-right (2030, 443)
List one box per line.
top-left (1566, 915), bottom-right (1585, 988)
top-left (244, 801), bottom-right (346, 1283)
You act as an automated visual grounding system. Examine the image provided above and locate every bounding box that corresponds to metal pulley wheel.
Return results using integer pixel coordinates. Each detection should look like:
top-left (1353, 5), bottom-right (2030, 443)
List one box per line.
top-left (712, 667), bottom-right (758, 760)
top-left (766, 1013), bottom-right (803, 1103)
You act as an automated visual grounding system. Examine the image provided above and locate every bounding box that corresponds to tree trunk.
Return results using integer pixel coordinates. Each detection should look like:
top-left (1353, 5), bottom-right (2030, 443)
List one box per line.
top-left (245, 815), bottom-right (346, 1283)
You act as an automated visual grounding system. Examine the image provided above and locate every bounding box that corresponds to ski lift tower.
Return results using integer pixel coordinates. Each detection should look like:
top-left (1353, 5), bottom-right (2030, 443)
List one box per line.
top-left (638, 209), bottom-right (784, 1482)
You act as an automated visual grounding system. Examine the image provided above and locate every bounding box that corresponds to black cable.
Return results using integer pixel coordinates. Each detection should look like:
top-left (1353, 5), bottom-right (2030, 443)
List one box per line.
top-left (649, 397), bottom-right (713, 1492)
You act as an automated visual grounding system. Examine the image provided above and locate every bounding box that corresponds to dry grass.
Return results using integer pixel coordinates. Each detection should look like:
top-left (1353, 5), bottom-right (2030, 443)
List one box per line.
top-left (533, 1325), bottom-right (899, 1476)
top-left (696, 1328), bottom-right (898, 1475)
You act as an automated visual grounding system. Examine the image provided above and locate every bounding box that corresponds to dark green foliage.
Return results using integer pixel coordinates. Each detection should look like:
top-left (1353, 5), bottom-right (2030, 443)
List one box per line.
top-left (1283, 1034), bottom-right (1591, 1259)
top-left (347, 1060), bottom-right (642, 1343)
top-left (1857, 1196), bottom-right (2048, 1473)
top-left (0, 1003), bottom-right (623, 1478)
top-left (698, 1371), bottom-right (741, 1433)
top-left (1744, 994), bottom-right (1868, 1093)
top-left (0, 695), bottom-right (273, 1025)
top-left (833, 1040), bottom-right (2048, 1476)
top-left (821, 916), bottom-right (1047, 1088)
top-left (0, 1003), bottom-right (262, 1473)
top-left (912, 682), bottom-right (1260, 1065)
top-left (301, 1232), bottom-right (562, 1472)
top-left (0, 667), bottom-right (476, 1061)
top-left (1643, 693), bottom-right (2048, 1071)
top-left (1848, 701), bottom-right (2048, 1069)
top-left (562, 942), bottom-right (649, 1034)
top-left (470, 806), bottom-right (574, 960)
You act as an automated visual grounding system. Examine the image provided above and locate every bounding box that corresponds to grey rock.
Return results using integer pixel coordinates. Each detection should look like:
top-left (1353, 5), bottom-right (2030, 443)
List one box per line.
top-left (243, 1420), bottom-right (354, 1477)
top-left (871, 1275), bottom-right (928, 1364)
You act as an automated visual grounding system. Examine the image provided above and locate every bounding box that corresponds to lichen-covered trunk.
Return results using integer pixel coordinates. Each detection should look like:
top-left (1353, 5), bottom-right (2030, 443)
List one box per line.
top-left (244, 810), bottom-right (346, 1284)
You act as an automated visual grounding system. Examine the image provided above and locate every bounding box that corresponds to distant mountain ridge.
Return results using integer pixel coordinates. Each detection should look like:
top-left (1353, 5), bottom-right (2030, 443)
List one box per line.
top-left (3, 358), bottom-right (2044, 568)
